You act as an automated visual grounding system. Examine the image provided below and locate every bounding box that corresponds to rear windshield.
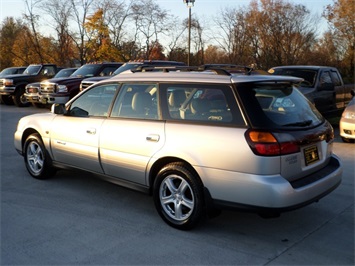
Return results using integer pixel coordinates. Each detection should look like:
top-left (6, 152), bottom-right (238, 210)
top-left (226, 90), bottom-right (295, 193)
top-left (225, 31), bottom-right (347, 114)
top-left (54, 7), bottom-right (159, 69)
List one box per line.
top-left (270, 69), bottom-right (317, 88)
top-left (237, 82), bottom-right (324, 129)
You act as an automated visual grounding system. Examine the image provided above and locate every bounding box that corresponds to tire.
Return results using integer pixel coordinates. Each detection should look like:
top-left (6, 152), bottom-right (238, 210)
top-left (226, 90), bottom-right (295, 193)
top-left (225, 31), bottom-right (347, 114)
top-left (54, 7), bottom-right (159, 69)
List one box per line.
top-left (24, 133), bottom-right (56, 179)
top-left (32, 102), bottom-right (46, 108)
top-left (13, 87), bottom-right (30, 107)
top-left (153, 162), bottom-right (204, 230)
top-left (1, 95), bottom-right (14, 105)
top-left (341, 137), bottom-right (354, 143)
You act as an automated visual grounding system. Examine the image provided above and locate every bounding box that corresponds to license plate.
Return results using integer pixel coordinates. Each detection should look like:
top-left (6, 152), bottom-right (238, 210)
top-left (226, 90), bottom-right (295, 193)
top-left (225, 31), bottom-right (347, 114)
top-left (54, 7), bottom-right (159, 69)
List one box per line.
top-left (304, 145), bottom-right (319, 166)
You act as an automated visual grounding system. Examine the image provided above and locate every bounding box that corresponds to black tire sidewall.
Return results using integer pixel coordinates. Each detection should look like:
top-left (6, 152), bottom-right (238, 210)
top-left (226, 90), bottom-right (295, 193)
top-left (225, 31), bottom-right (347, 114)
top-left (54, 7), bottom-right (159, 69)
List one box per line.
top-left (1, 95), bottom-right (14, 105)
top-left (14, 87), bottom-right (30, 107)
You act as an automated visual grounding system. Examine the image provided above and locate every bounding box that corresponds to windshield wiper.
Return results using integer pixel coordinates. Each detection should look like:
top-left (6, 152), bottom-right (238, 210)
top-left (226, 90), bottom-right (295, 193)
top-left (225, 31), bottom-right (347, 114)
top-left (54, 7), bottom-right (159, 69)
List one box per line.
top-left (282, 120), bottom-right (312, 127)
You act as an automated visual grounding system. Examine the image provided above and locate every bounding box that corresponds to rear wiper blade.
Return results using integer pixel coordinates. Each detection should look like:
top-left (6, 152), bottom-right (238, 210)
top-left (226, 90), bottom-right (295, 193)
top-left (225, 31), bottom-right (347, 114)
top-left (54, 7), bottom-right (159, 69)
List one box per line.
top-left (282, 120), bottom-right (312, 127)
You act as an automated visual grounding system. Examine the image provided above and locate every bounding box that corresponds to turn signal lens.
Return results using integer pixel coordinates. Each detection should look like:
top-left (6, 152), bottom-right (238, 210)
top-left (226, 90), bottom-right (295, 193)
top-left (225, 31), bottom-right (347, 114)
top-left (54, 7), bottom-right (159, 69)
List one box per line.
top-left (249, 131), bottom-right (277, 143)
top-left (3, 79), bottom-right (14, 86)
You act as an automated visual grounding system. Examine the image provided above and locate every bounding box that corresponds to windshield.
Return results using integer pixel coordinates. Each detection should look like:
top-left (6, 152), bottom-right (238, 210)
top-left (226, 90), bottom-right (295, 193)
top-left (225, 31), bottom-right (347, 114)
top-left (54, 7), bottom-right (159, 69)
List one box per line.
top-left (71, 65), bottom-right (102, 78)
top-left (237, 82), bottom-right (323, 129)
top-left (55, 69), bottom-right (75, 78)
top-left (270, 69), bottom-right (318, 88)
top-left (113, 63), bottom-right (142, 75)
top-left (23, 65), bottom-right (41, 75)
top-left (0, 68), bottom-right (21, 76)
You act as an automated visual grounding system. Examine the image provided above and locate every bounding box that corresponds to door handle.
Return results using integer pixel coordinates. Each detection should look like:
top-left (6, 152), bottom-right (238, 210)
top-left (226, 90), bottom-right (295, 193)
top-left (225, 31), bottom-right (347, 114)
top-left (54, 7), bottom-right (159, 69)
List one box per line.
top-left (146, 134), bottom-right (160, 142)
top-left (86, 128), bottom-right (96, 135)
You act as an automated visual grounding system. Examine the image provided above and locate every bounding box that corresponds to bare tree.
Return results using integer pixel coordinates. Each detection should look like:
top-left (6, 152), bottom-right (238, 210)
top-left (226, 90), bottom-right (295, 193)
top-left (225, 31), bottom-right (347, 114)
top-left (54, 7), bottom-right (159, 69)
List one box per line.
top-left (247, 0), bottom-right (317, 69)
top-left (0, 18), bottom-right (26, 68)
top-left (40, 0), bottom-right (75, 66)
top-left (130, 0), bottom-right (170, 59)
top-left (165, 16), bottom-right (186, 60)
top-left (213, 7), bottom-right (252, 65)
top-left (323, 0), bottom-right (355, 81)
top-left (23, 0), bottom-right (45, 62)
top-left (93, 0), bottom-right (133, 61)
top-left (188, 16), bottom-right (205, 65)
top-left (69, 0), bottom-right (95, 65)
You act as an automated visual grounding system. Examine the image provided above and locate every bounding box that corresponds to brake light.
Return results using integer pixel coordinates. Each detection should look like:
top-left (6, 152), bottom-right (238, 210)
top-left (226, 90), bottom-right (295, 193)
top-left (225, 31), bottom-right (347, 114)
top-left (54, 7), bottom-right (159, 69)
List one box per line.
top-left (246, 130), bottom-right (300, 156)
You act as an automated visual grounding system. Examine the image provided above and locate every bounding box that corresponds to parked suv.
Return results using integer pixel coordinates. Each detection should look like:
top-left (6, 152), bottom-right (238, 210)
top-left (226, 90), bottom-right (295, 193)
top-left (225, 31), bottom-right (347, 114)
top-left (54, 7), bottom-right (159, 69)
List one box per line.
top-left (30, 62), bottom-right (123, 106)
top-left (14, 68), bottom-right (342, 230)
top-left (25, 68), bottom-right (78, 108)
top-left (80, 60), bottom-right (185, 91)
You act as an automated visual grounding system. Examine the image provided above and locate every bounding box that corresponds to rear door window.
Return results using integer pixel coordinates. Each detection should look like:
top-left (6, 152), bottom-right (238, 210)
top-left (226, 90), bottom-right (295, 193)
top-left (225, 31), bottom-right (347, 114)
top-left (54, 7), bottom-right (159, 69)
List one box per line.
top-left (111, 83), bottom-right (158, 119)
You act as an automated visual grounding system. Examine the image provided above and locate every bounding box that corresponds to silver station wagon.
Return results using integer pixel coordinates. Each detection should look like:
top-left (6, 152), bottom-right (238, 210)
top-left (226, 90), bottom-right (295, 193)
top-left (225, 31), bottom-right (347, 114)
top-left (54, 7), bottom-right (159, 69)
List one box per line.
top-left (14, 68), bottom-right (342, 230)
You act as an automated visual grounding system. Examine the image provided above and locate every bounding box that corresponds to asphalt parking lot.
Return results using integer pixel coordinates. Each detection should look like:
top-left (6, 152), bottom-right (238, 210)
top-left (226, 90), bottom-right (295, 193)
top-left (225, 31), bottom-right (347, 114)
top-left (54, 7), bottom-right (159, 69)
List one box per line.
top-left (1, 104), bottom-right (354, 265)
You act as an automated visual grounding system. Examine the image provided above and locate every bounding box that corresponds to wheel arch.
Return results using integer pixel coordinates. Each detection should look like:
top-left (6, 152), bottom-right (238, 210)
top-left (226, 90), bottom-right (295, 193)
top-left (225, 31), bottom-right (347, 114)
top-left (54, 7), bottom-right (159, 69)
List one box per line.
top-left (148, 156), bottom-right (203, 194)
top-left (13, 83), bottom-right (27, 94)
top-left (21, 128), bottom-right (41, 152)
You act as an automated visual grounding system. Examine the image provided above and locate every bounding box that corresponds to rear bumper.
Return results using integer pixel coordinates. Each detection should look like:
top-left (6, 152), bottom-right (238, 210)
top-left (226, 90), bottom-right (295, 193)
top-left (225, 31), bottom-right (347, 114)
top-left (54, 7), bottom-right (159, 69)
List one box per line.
top-left (201, 154), bottom-right (342, 211)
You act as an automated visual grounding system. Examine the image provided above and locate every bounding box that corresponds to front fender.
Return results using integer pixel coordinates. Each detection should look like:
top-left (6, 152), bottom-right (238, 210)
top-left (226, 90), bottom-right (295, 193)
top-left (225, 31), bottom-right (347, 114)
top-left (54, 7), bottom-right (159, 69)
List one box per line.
top-left (14, 113), bottom-right (57, 155)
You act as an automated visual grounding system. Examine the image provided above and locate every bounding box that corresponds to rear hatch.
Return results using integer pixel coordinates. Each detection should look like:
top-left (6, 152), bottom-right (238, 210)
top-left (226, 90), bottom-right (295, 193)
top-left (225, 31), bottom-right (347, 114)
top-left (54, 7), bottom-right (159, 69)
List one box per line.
top-left (236, 80), bottom-right (335, 182)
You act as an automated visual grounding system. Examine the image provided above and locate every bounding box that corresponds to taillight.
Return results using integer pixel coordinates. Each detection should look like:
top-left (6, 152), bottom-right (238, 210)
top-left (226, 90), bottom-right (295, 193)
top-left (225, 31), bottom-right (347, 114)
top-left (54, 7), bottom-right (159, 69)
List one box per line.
top-left (245, 130), bottom-right (300, 156)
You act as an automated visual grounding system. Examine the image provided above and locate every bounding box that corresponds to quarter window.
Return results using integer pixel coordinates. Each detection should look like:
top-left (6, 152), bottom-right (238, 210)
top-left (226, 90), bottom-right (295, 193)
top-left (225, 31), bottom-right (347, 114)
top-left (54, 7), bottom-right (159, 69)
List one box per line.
top-left (237, 83), bottom-right (323, 128)
top-left (330, 71), bottom-right (342, 86)
top-left (163, 84), bottom-right (244, 125)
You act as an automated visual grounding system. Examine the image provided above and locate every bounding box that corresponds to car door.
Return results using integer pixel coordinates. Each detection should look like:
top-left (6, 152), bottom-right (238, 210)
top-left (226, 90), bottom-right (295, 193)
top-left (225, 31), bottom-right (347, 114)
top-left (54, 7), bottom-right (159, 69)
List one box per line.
top-left (314, 70), bottom-right (336, 114)
top-left (99, 83), bottom-right (165, 185)
top-left (50, 83), bottom-right (119, 173)
top-left (330, 70), bottom-right (346, 109)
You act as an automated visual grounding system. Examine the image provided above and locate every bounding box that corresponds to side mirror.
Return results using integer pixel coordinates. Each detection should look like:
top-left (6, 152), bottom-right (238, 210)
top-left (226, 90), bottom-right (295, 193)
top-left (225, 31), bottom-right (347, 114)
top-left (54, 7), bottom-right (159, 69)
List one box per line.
top-left (351, 89), bottom-right (355, 97)
top-left (51, 103), bottom-right (66, 114)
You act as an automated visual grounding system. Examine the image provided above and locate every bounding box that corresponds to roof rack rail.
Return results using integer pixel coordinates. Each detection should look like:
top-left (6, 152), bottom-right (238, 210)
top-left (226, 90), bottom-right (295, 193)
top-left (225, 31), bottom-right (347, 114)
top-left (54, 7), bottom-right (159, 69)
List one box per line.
top-left (201, 64), bottom-right (254, 75)
top-left (130, 64), bottom-right (254, 76)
